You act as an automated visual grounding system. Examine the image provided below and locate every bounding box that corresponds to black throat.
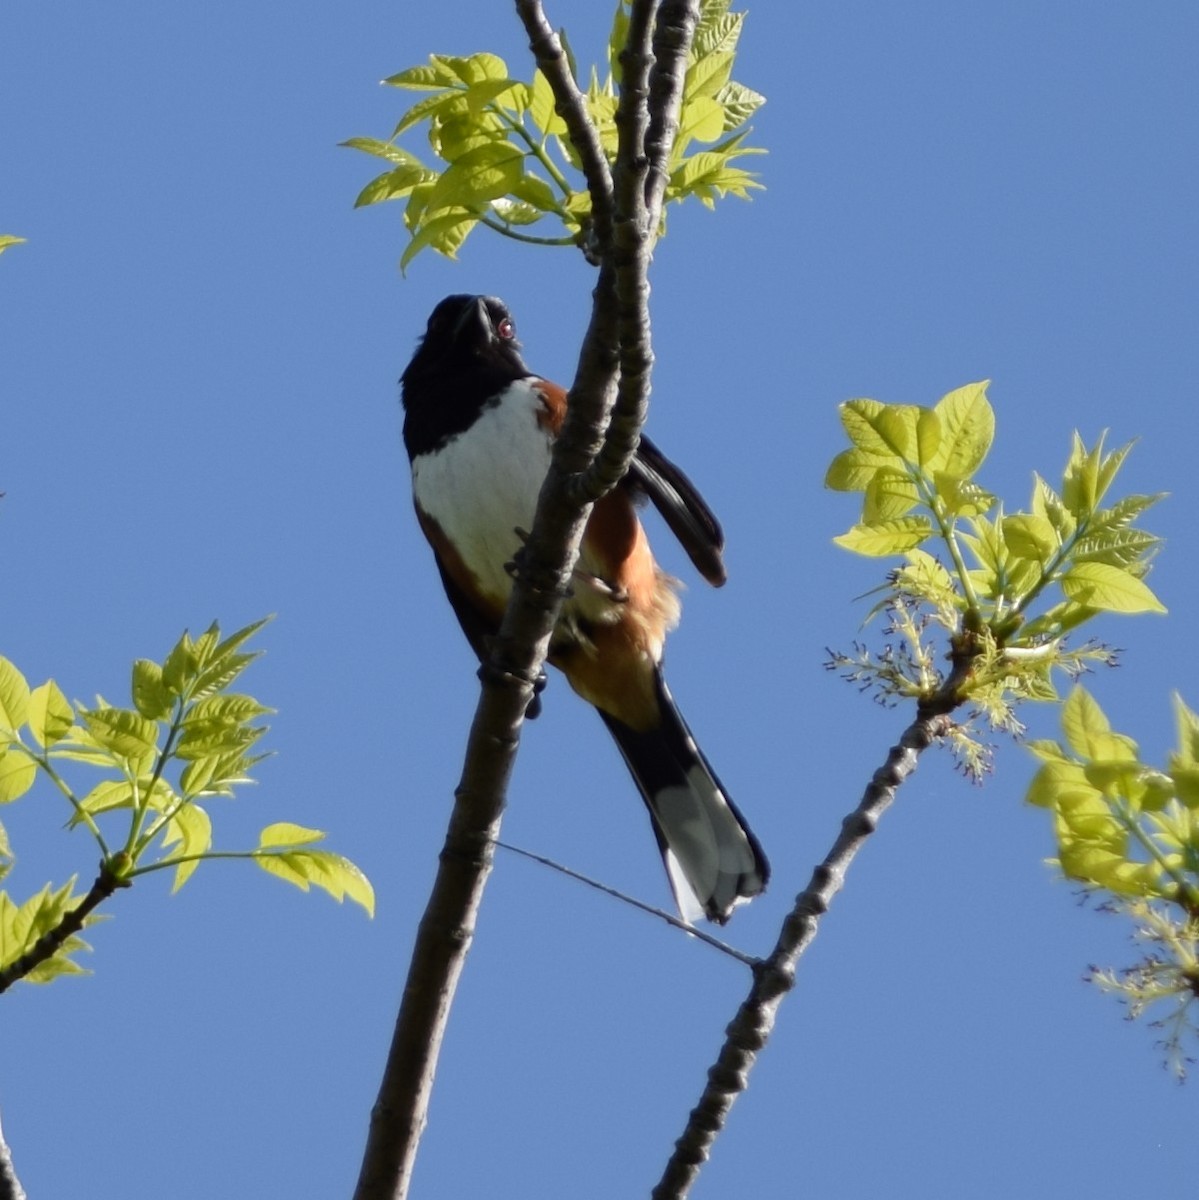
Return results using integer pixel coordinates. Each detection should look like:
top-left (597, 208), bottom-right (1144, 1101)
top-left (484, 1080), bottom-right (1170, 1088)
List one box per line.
top-left (400, 294), bottom-right (533, 459)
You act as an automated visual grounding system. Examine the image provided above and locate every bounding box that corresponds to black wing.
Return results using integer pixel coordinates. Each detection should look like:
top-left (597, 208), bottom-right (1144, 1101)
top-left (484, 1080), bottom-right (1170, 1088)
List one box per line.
top-left (625, 434), bottom-right (727, 587)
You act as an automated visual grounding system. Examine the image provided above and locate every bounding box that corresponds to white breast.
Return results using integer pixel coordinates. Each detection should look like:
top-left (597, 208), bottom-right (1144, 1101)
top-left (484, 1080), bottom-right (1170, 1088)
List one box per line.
top-left (411, 379), bottom-right (553, 609)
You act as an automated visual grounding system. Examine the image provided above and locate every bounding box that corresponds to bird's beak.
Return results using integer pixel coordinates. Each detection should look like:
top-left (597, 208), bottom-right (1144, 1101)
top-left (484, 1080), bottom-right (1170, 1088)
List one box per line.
top-left (453, 296), bottom-right (491, 345)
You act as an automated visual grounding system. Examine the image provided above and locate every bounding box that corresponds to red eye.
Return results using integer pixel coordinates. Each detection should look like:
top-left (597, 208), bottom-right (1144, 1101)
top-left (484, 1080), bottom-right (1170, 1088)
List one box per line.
top-left (497, 317), bottom-right (515, 339)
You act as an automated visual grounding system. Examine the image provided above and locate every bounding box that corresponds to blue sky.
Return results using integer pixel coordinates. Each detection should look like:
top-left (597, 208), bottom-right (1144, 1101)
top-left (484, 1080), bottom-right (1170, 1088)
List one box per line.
top-left (2, 2), bottom-right (1197, 1197)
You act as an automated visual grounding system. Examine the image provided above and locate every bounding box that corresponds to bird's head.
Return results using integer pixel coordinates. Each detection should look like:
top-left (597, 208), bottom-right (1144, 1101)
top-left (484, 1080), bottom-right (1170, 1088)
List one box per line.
top-left (402, 294), bottom-right (529, 389)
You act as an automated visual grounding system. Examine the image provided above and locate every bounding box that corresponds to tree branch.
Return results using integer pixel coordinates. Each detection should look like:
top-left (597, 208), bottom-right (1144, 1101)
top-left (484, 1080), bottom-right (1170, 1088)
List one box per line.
top-left (0, 1112), bottom-right (26, 1200)
top-left (652, 710), bottom-right (954, 1198)
top-left (515, 0), bottom-right (615, 258)
top-left (0, 864), bottom-right (124, 996)
top-left (352, 4), bottom-right (682, 1197)
top-left (651, 645), bottom-right (979, 1198)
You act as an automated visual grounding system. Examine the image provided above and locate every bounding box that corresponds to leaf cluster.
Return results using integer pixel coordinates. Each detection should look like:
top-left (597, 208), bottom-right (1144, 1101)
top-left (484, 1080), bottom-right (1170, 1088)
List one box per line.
top-left (1028, 689), bottom-right (1199, 1075)
top-left (825, 382), bottom-right (1164, 752)
top-left (0, 619), bottom-right (373, 987)
top-left (345, 0), bottom-right (764, 270)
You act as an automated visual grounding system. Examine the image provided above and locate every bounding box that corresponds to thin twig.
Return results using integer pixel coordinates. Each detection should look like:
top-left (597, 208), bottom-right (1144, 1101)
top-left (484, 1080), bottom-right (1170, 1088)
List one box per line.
top-left (651, 647), bottom-right (978, 1199)
top-left (515, 0), bottom-right (615, 253)
top-left (494, 840), bottom-right (759, 967)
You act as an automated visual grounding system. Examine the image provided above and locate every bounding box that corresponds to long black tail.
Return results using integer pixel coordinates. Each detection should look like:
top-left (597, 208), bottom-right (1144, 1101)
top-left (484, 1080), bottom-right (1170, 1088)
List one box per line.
top-left (598, 671), bottom-right (768, 924)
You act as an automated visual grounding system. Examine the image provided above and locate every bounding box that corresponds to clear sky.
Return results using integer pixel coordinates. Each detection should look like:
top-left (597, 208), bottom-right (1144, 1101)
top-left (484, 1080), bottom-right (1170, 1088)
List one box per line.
top-left (2, 2), bottom-right (1197, 1197)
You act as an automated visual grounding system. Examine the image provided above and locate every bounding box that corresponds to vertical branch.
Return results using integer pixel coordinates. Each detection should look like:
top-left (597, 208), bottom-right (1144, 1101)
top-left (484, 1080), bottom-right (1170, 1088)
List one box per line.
top-left (353, 4), bottom-right (674, 1198)
top-left (644, 0), bottom-right (701, 226)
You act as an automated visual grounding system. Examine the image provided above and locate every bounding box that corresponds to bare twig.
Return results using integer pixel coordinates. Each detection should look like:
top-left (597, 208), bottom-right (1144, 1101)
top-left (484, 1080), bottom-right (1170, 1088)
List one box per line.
top-left (652, 649), bottom-right (978, 1198)
top-left (515, 0), bottom-right (615, 255)
top-left (351, 3), bottom-right (681, 1198)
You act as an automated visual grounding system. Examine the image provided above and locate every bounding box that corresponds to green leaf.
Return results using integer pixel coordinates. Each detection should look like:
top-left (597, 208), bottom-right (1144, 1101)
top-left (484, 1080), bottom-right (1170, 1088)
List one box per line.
top-left (1025, 757), bottom-right (1096, 809)
top-left (340, 137), bottom-right (423, 165)
top-left (1072, 527), bottom-right (1161, 570)
top-left (833, 517), bottom-right (932, 557)
top-left (174, 722), bottom-right (265, 763)
top-left (354, 163), bottom-right (438, 209)
top-left (462, 77), bottom-right (525, 115)
top-left (935, 475), bottom-right (995, 519)
top-left (0, 879), bottom-right (96, 981)
top-left (254, 849), bottom-right (375, 916)
top-left (74, 779), bottom-right (135, 819)
top-left (441, 52), bottom-right (509, 85)
top-left (257, 821), bottom-right (326, 849)
top-left (80, 706), bottom-right (159, 763)
top-left (1171, 692), bottom-right (1199, 769)
top-left (383, 58), bottom-right (459, 91)
top-left (930, 381), bottom-right (993, 478)
top-left (0, 821), bottom-right (12, 882)
top-left (1001, 513), bottom-right (1059, 565)
top-left (400, 210), bottom-right (479, 273)
top-left (131, 659), bottom-right (172, 721)
top-left (685, 51), bottom-right (735, 105)
top-left (713, 81), bottom-right (765, 130)
top-left (863, 470), bottom-right (920, 523)
top-left (824, 448), bottom-right (885, 492)
top-left (1061, 431), bottom-right (1099, 518)
top-left (394, 89), bottom-right (469, 138)
top-left (1061, 687), bottom-right (1116, 760)
top-left (915, 407), bottom-right (942, 468)
top-left (423, 142), bottom-right (525, 213)
top-left (676, 94), bottom-right (726, 153)
top-left (0, 658), bottom-right (31, 737)
top-left (0, 235), bottom-right (27, 255)
top-left (1030, 473), bottom-right (1076, 540)
top-left (694, 8), bottom-right (744, 58)
top-left (160, 803), bottom-right (213, 892)
top-left (27, 680), bottom-right (73, 748)
top-left (162, 631), bottom-right (200, 696)
top-left (0, 752), bottom-right (36, 804)
top-left (1060, 562), bottom-right (1167, 614)
top-left (838, 399), bottom-right (905, 461)
top-left (529, 70), bottom-right (567, 136)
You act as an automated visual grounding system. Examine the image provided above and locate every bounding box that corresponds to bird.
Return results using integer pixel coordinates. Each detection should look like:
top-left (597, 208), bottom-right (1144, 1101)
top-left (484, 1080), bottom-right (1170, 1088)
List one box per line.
top-left (400, 294), bottom-right (768, 923)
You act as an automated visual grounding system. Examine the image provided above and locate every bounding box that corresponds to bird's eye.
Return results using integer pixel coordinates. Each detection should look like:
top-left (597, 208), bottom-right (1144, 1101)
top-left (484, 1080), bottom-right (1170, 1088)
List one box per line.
top-left (496, 317), bottom-right (515, 340)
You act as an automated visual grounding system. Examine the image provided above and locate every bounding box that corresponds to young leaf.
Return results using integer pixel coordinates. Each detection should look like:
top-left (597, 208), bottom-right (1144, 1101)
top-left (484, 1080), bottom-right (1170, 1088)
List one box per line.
top-left (80, 707), bottom-right (160, 764)
top-left (1060, 563), bottom-right (1167, 615)
top-left (930, 381), bottom-right (993, 478)
top-left (0, 753), bottom-right (36, 804)
top-left (131, 659), bottom-right (173, 721)
top-left (160, 803), bottom-right (213, 892)
top-left (1001, 513), bottom-right (1059, 565)
top-left (257, 822), bottom-right (326, 849)
top-left (0, 658), bottom-right (31, 738)
top-left (833, 517), bottom-right (932, 557)
top-left (824, 448), bottom-right (885, 493)
top-left (354, 164), bottom-right (439, 209)
top-left (254, 849), bottom-right (375, 916)
top-left (27, 680), bottom-right (73, 748)
top-left (1061, 687), bottom-right (1119, 760)
top-left (0, 879), bottom-right (96, 981)
top-left (863, 471), bottom-right (920, 523)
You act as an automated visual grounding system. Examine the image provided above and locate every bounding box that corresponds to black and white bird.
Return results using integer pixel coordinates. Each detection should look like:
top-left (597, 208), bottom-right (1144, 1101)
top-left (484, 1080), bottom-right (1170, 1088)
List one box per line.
top-left (400, 294), bottom-right (768, 923)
